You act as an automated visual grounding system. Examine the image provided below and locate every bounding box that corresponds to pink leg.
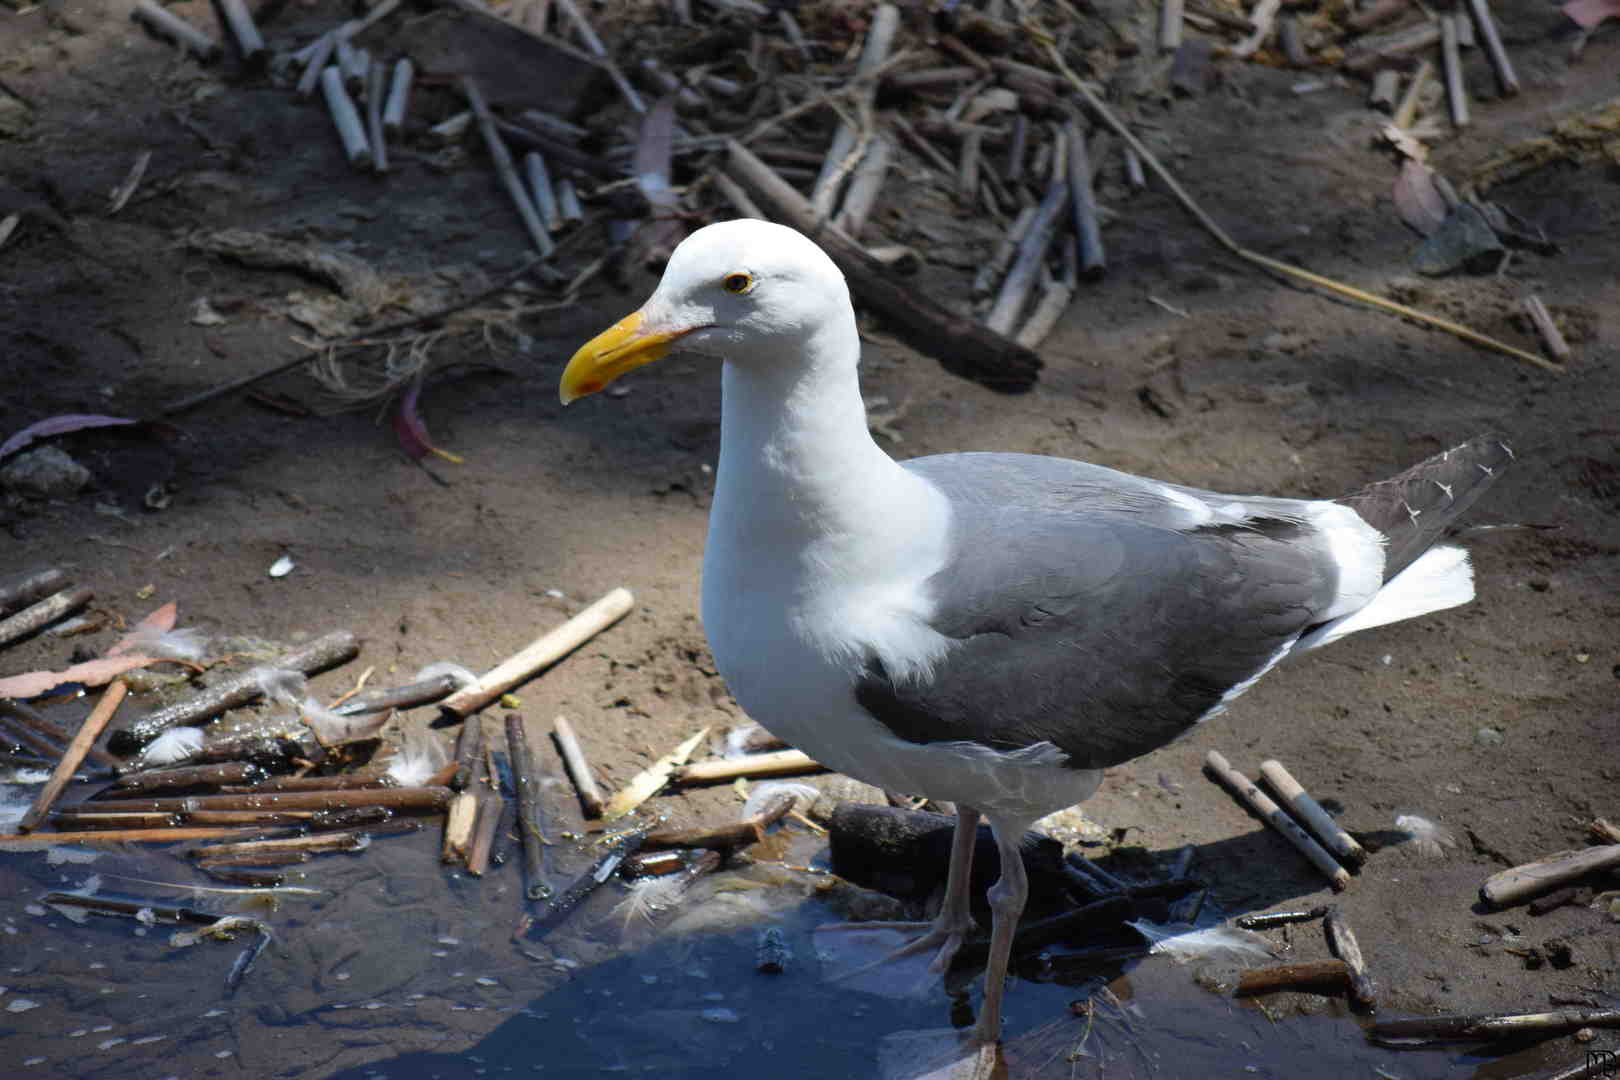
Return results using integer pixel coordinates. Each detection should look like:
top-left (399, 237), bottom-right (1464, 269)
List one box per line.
top-left (972, 814), bottom-right (1033, 1047)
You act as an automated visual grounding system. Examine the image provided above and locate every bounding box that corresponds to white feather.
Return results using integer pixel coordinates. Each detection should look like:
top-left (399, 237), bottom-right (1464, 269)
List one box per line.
top-left (385, 728), bottom-right (448, 786)
top-left (300, 698), bottom-right (388, 744)
top-left (140, 726), bottom-right (206, 766)
top-left (123, 625), bottom-right (211, 663)
top-left (1394, 813), bottom-right (1457, 859)
top-left (253, 667), bottom-right (308, 708)
top-left (741, 780), bottom-right (820, 820)
top-left (413, 661), bottom-right (478, 688)
top-left (1128, 919), bottom-right (1276, 965)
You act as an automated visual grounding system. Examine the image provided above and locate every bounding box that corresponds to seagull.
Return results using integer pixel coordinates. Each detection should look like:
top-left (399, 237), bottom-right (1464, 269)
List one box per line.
top-left (560, 219), bottom-right (1510, 1064)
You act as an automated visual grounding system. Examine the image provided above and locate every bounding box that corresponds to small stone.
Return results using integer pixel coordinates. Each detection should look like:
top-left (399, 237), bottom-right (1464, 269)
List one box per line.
top-left (1574, 1027), bottom-right (1595, 1043)
top-left (1474, 727), bottom-right (1504, 746)
top-left (0, 446), bottom-right (91, 498)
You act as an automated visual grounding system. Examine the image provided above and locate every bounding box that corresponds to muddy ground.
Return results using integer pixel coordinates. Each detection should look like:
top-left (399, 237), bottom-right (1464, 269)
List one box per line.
top-left (1, 1), bottom-right (1617, 1077)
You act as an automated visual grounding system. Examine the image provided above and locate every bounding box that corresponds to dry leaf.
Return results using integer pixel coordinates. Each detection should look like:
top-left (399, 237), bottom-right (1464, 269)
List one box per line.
top-left (1563, 0), bottom-right (1620, 29)
top-left (0, 655), bottom-right (157, 699)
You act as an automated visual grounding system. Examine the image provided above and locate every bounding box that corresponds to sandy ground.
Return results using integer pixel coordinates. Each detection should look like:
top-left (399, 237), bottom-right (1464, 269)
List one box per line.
top-left (1, 2), bottom-right (1617, 1077)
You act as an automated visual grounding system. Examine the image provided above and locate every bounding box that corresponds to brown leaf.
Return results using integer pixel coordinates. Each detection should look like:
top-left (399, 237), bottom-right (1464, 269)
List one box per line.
top-left (0, 655), bottom-right (157, 699)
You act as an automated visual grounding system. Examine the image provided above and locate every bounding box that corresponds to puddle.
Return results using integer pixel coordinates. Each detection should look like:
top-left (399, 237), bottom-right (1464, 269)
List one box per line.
top-left (0, 790), bottom-right (1582, 1080)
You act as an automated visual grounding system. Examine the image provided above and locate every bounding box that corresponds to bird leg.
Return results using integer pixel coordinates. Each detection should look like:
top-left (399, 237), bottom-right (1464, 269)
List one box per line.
top-left (973, 814), bottom-right (1033, 1047)
top-left (816, 804), bottom-right (983, 986)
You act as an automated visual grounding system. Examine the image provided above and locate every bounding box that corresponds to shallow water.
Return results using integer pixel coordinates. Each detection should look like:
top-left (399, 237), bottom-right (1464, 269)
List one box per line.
top-left (0, 805), bottom-right (1579, 1080)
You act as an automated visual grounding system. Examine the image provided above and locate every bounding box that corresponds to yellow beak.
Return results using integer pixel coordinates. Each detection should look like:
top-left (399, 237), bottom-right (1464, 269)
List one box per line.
top-left (559, 310), bottom-right (688, 404)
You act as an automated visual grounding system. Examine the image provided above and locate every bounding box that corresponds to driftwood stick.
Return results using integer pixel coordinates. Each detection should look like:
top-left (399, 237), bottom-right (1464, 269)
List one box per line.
top-left (53, 810), bottom-right (185, 829)
top-left (1481, 845), bottom-right (1620, 907)
top-left (641, 792), bottom-right (795, 850)
top-left (452, 715), bottom-right (484, 792)
top-left (551, 714), bottom-right (604, 819)
top-left (1236, 959), bottom-right (1352, 996)
top-left (1345, 19), bottom-right (1442, 73)
top-left (1258, 759), bottom-right (1367, 866)
top-left (1205, 751), bottom-right (1351, 890)
top-left (17, 681), bottom-right (129, 832)
top-left (506, 713), bottom-right (557, 902)
top-left (64, 785), bottom-right (452, 815)
top-left (1523, 295), bottom-right (1572, 361)
top-left (222, 774), bottom-right (390, 793)
top-left (1323, 906), bottom-right (1377, 1010)
top-left (439, 588), bottom-right (633, 720)
top-left (442, 791), bottom-right (479, 863)
top-left (215, 0), bottom-right (265, 65)
top-left (0, 586), bottom-right (94, 648)
top-left (1014, 279), bottom-right (1073, 349)
top-left (332, 672), bottom-right (460, 716)
top-left (1235, 906), bottom-right (1329, 930)
top-left (1, 699), bottom-right (119, 769)
top-left (1369, 1008), bottom-right (1620, 1047)
top-left (463, 77), bottom-right (553, 257)
top-left (725, 139), bottom-right (1042, 392)
top-left (0, 826), bottom-right (248, 849)
top-left (0, 568), bottom-right (68, 618)
top-left (1065, 120), bottom-right (1106, 282)
top-left (986, 179), bottom-right (1068, 335)
top-left (132, 0), bottom-right (220, 61)
top-left (466, 791), bottom-right (503, 875)
top-left (192, 829), bottom-right (374, 860)
top-left (1465, 0), bottom-right (1519, 95)
top-left (1440, 15), bottom-right (1470, 129)
top-left (108, 629), bottom-right (359, 752)
top-left (671, 748), bottom-right (823, 786)
top-left (103, 760), bottom-right (261, 797)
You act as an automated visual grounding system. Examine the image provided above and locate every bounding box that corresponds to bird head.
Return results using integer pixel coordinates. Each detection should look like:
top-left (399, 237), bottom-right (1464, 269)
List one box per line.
top-left (560, 219), bottom-right (850, 404)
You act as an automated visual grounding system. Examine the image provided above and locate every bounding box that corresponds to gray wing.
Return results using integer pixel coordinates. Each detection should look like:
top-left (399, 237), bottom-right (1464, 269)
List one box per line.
top-left (855, 453), bottom-right (1341, 770)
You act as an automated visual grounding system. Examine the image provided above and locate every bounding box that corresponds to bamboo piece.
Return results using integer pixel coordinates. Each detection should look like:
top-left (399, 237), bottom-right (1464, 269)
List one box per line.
top-left (66, 786), bottom-right (452, 815)
top-left (382, 58), bottom-right (413, 132)
top-left (1205, 751), bottom-right (1351, 890)
top-left (332, 672), bottom-right (460, 716)
top-left (556, 179), bottom-right (583, 224)
top-left (1323, 906), bottom-right (1377, 1010)
top-left (1481, 845), bottom-right (1620, 907)
top-left (0, 826), bottom-right (247, 849)
top-left (17, 682), bottom-right (128, 832)
top-left (1369, 69), bottom-right (1401, 113)
top-left (506, 713), bottom-right (556, 901)
top-left (365, 60), bottom-right (388, 173)
top-left (986, 180), bottom-right (1069, 335)
top-left (1032, 33), bottom-right (1561, 375)
top-left (671, 748), bottom-right (823, 785)
top-left (109, 630), bottom-right (359, 751)
top-left (1258, 760), bottom-right (1367, 866)
top-left (1005, 113), bottom-right (1028, 183)
top-left (442, 792), bottom-right (479, 863)
top-left (439, 588), bottom-right (633, 720)
top-left (320, 67), bottom-right (372, 168)
top-left (887, 66), bottom-right (978, 93)
top-left (0, 568), bottom-right (67, 617)
top-left (52, 811), bottom-right (183, 830)
top-left (0, 586), bottom-right (94, 648)
top-left (1465, 0), bottom-right (1519, 95)
top-left (215, 0), bottom-right (264, 65)
top-left (1523, 295), bottom-right (1572, 361)
top-left (1066, 121), bottom-right (1106, 282)
top-left (463, 77), bottom-right (554, 257)
top-left (194, 850), bottom-right (313, 868)
top-left (1158, 0), bottom-right (1184, 52)
top-left (1440, 15), bottom-right (1470, 129)
top-left (956, 128), bottom-right (983, 206)
top-left (1014, 279), bottom-right (1074, 349)
top-left (225, 774), bottom-right (391, 794)
top-left (466, 791), bottom-right (503, 875)
top-left (131, 0), bottom-right (220, 61)
top-left (724, 139), bottom-right (1043, 392)
top-left (104, 760), bottom-right (261, 797)
top-left (1237, 959), bottom-right (1352, 996)
top-left (551, 715), bottom-right (604, 819)
top-left (1235, 906), bottom-right (1328, 930)
top-left (810, 2), bottom-right (900, 219)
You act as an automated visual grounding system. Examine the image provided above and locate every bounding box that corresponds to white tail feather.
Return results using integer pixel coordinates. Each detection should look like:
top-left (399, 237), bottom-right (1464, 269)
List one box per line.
top-left (1298, 544), bottom-right (1474, 651)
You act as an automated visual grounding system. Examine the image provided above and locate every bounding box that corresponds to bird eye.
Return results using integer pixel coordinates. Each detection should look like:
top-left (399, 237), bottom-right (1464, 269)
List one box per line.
top-left (722, 272), bottom-right (753, 295)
